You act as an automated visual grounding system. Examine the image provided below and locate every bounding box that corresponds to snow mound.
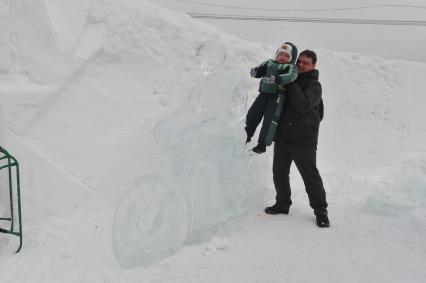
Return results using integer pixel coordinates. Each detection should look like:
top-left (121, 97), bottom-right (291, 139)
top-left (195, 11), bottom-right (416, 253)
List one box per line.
top-left (1, 0), bottom-right (266, 270)
top-left (0, 0), bottom-right (425, 279)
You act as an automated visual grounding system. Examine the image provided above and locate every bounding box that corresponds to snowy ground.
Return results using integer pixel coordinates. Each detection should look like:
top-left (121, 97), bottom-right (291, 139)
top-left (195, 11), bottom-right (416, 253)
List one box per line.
top-left (0, 0), bottom-right (426, 282)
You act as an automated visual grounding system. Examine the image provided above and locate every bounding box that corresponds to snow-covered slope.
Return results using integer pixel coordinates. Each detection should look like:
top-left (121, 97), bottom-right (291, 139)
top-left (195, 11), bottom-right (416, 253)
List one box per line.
top-left (0, 0), bottom-right (425, 282)
top-left (1, 0), bottom-right (271, 272)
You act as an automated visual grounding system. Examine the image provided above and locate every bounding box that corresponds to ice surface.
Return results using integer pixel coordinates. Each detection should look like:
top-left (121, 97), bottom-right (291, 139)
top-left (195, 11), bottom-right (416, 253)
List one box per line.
top-left (392, 155), bottom-right (426, 208)
top-left (112, 175), bottom-right (189, 268)
top-left (364, 192), bottom-right (416, 217)
top-left (363, 154), bottom-right (426, 216)
top-left (196, 40), bottom-right (226, 76)
top-left (112, 42), bottom-right (258, 267)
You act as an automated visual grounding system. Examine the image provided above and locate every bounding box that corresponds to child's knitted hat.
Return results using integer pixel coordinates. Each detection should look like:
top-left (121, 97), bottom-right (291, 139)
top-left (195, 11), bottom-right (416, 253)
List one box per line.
top-left (275, 44), bottom-right (293, 61)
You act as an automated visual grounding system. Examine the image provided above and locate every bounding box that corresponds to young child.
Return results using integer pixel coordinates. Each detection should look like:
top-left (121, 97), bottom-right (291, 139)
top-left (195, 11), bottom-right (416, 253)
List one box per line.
top-left (245, 42), bottom-right (298, 153)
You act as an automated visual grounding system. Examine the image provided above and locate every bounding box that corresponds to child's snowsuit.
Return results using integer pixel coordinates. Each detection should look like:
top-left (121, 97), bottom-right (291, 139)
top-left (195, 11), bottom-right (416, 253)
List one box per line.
top-left (246, 59), bottom-right (298, 146)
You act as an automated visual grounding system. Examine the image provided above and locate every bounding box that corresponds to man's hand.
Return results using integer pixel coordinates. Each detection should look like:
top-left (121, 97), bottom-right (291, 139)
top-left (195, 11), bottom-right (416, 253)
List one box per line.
top-left (250, 67), bottom-right (257, 77)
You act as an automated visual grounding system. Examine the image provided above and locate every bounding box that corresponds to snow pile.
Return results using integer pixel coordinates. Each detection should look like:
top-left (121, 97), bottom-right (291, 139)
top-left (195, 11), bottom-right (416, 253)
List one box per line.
top-left (0, 0), bottom-right (425, 281)
top-left (1, 0), bottom-right (268, 270)
top-left (317, 51), bottom-right (426, 218)
top-left (319, 52), bottom-right (426, 175)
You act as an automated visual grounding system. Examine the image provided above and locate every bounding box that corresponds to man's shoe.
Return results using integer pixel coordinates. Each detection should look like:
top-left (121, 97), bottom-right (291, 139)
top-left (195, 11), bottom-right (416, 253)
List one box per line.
top-left (252, 144), bottom-right (266, 154)
top-left (264, 204), bottom-right (289, 215)
top-left (316, 213), bottom-right (330, 228)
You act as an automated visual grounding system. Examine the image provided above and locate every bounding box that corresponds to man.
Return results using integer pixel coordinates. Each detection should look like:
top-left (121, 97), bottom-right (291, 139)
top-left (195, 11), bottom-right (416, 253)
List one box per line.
top-left (264, 49), bottom-right (330, 228)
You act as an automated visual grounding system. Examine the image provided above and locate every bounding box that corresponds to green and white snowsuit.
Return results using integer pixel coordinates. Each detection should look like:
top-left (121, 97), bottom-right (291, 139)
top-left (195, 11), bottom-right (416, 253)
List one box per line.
top-left (246, 59), bottom-right (298, 146)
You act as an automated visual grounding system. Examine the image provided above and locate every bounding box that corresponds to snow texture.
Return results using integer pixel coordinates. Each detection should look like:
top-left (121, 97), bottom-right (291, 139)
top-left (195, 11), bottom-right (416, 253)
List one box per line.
top-left (0, 0), bottom-right (425, 282)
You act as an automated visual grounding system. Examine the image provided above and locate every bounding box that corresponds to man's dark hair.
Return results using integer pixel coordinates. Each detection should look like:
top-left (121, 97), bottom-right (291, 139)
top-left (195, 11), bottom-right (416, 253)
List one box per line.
top-left (299, 49), bottom-right (317, 64)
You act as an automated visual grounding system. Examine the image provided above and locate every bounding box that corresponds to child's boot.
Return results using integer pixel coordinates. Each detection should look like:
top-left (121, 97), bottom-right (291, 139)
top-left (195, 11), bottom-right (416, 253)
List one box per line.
top-left (252, 144), bottom-right (266, 154)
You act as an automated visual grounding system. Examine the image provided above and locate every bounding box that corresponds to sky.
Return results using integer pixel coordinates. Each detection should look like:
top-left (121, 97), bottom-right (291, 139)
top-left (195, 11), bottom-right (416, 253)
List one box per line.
top-left (149, 0), bottom-right (426, 62)
top-left (0, 0), bottom-right (426, 282)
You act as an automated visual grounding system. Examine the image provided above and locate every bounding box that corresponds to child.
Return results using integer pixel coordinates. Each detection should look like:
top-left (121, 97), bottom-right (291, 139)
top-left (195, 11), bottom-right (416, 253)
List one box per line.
top-left (245, 42), bottom-right (298, 153)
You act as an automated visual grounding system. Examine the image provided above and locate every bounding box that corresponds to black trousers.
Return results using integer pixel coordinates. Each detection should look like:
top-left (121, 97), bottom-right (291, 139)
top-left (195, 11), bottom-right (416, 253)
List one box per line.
top-left (272, 142), bottom-right (328, 215)
top-left (245, 92), bottom-right (278, 145)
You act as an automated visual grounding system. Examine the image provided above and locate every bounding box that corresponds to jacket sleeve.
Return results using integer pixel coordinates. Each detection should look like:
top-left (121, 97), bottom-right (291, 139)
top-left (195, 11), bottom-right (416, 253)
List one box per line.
top-left (278, 64), bottom-right (298, 85)
top-left (254, 60), bottom-right (269, 78)
top-left (286, 80), bottom-right (322, 113)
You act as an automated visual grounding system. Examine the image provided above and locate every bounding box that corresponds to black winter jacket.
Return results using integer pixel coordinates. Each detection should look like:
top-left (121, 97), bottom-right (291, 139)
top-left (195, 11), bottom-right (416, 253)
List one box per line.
top-left (274, 69), bottom-right (323, 146)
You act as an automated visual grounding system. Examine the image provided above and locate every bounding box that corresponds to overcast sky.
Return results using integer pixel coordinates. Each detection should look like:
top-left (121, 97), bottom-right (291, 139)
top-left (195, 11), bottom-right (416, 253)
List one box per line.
top-left (149, 0), bottom-right (426, 62)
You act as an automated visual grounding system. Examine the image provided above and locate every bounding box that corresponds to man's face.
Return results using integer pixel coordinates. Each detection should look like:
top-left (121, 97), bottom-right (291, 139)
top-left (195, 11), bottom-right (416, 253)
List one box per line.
top-left (297, 55), bottom-right (315, 73)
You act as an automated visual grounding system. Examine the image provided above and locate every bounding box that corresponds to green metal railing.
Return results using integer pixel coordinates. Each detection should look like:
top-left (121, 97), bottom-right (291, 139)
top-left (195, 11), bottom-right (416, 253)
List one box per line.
top-left (0, 146), bottom-right (23, 253)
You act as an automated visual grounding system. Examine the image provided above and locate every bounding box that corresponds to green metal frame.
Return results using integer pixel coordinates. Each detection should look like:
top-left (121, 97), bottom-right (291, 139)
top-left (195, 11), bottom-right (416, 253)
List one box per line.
top-left (0, 146), bottom-right (23, 253)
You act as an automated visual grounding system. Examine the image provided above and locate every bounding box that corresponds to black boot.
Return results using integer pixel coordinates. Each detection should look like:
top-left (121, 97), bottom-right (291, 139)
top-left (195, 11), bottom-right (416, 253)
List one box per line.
top-left (264, 203), bottom-right (289, 215)
top-left (315, 212), bottom-right (330, 228)
top-left (252, 144), bottom-right (266, 154)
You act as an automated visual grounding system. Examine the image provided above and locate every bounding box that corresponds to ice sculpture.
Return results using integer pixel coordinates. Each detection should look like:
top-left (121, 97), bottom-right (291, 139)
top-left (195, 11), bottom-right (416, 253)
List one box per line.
top-left (196, 39), bottom-right (226, 76)
top-left (112, 40), bottom-right (261, 268)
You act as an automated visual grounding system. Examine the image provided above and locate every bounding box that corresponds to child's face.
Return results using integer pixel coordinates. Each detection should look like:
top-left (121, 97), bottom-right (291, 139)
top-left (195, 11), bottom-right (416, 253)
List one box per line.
top-left (277, 52), bottom-right (291, 63)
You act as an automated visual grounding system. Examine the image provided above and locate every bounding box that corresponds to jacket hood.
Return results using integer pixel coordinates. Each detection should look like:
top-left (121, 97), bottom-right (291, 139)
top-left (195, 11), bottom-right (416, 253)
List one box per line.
top-left (283, 42), bottom-right (298, 64)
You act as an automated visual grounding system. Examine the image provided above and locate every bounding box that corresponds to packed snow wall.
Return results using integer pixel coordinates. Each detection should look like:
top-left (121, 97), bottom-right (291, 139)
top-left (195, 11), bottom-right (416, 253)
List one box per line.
top-left (0, 0), bottom-right (10, 72)
top-left (317, 51), bottom-right (426, 218)
top-left (0, 0), bottom-right (269, 267)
